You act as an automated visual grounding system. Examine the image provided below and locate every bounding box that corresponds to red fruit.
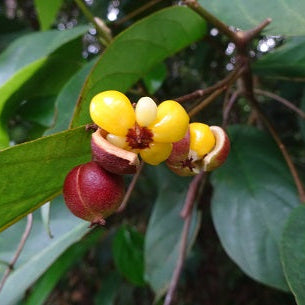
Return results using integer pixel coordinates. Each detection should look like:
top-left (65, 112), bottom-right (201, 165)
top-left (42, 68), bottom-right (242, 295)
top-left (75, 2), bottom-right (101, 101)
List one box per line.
top-left (63, 161), bottom-right (125, 226)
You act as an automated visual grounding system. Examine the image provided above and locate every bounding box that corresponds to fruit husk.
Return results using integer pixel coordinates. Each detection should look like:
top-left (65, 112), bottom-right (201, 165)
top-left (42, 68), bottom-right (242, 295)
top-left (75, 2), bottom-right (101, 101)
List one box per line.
top-left (202, 126), bottom-right (230, 172)
top-left (91, 128), bottom-right (140, 175)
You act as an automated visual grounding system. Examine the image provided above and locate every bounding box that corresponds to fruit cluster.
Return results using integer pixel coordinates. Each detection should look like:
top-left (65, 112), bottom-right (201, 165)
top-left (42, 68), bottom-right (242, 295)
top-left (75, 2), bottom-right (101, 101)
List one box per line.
top-left (63, 90), bottom-right (230, 226)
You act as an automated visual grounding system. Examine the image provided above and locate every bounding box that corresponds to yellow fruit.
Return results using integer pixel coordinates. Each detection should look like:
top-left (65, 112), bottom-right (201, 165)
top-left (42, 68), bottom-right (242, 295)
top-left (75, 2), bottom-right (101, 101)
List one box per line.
top-left (140, 142), bottom-right (172, 165)
top-left (90, 90), bottom-right (135, 136)
top-left (106, 133), bottom-right (127, 149)
top-left (135, 97), bottom-right (158, 127)
top-left (150, 100), bottom-right (189, 143)
top-left (189, 123), bottom-right (216, 158)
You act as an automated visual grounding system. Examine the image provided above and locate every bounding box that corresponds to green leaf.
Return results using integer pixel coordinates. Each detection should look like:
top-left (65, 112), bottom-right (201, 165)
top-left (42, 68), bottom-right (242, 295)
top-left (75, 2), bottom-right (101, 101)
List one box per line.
top-left (198, 0), bottom-right (305, 36)
top-left (0, 196), bottom-right (91, 305)
top-left (6, 38), bottom-right (85, 133)
top-left (143, 62), bottom-right (167, 95)
top-left (9, 38), bottom-right (85, 130)
top-left (211, 125), bottom-right (300, 291)
top-left (0, 26), bottom-right (88, 147)
top-left (281, 205), bottom-right (305, 305)
top-left (0, 59), bottom-right (47, 146)
top-left (112, 225), bottom-right (145, 286)
top-left (24, 227), bottom-right (102, 305)
top-left (94, 272), bottom-right (122, 305)
top-left (300, 90), bottom-right (305, 141)
top-left (71, 6), bottom-right (207, 127)
top-left (45, 59), bottom-right (97, 135)
top-left (144, 165), bottom-right (201, 299)
top-left (0, 126), bottom-right (91, 232)
top-left (34, 0), bottom-right (64, 31)
top-left (254, 37), bottom-right (305, 81)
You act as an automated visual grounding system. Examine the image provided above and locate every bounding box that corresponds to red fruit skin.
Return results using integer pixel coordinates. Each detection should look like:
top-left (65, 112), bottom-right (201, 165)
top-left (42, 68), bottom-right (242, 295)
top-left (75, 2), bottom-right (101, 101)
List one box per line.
top-left (63, 161), bottom-right (125, 225)
top-left (166, 129), bottom-right (190, 164)
top-left (202, 126), bottom-right (231, 172)
top-left (91, 129), bottom-right (140, 175)
top-left (166, 129), bottom-right (197, 176)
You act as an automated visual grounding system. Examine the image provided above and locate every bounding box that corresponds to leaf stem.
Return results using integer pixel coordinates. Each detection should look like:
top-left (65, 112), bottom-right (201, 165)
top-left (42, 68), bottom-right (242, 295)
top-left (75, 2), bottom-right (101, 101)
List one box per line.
top-left (0, 213), bottom-right (33, 292)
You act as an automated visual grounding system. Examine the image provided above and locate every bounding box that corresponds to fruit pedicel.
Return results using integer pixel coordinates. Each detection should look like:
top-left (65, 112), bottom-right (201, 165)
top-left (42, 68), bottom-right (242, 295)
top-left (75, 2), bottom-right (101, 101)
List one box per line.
top-left (63, 90), bottom-right (230, 226)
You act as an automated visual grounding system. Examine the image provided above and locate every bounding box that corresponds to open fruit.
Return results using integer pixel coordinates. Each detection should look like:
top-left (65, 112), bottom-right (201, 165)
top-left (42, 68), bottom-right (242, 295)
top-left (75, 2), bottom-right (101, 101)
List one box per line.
top-left (91, 128), bottom-right (140, 175)
top-left (166, 124), bottom-right (230, 176)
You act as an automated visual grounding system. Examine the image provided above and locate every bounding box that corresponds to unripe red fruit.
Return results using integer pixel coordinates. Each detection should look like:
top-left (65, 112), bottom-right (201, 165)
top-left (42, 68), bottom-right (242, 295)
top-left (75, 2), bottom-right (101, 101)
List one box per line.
top-left (63, 161), bottom-right (125, 226)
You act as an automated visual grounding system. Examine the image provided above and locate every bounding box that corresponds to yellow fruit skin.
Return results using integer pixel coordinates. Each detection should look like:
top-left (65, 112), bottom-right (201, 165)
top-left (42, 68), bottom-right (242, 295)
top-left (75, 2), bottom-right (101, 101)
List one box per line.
top-left (90, 90), bottom-right (135, 136)
top-left (150, 100), bottom-right (189, 143)
top-left (140, 142), bottom-right (172, 165)
top-left (189, 123), bottom-right (215, 158)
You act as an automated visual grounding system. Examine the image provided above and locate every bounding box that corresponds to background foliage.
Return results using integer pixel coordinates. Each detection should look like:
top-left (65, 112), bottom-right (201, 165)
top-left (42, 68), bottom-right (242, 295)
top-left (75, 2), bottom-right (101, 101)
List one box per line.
top-left (0, 0), bottom-right (305, 304)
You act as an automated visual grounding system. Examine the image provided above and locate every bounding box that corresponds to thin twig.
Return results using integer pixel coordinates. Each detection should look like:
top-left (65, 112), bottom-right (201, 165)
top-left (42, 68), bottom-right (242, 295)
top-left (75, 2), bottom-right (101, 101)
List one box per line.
top-left (240, 63), bottom-right (305, 203)
top-left (114, 0), bottom-right (164, 26)
top-left (0, 213), bottom-right (33, 292)
top-left (241, 18), bottom-right (272, 43)
top-left (74, 0), bottom-right (112, 46)
top-left (255, 106), bottom-right (305, 203)
top-left (188, 87), bottom-right (226, 117)
top-left (164, 172), bottom-right (207, 305)
top-left (163, 212), bottom-right (192, 305)
top-left (176, 66), bottom-right (243, 103)
top-left (180, 172), bottom-right (206, 219)
top-left (222, 90), bottom-right (241, 128)
top-left (254, 88), bottom-right (305, 120)
top-left (185, 0), bottom-right (271, 47)
top-left (117, 162), bottom-right (144, 212)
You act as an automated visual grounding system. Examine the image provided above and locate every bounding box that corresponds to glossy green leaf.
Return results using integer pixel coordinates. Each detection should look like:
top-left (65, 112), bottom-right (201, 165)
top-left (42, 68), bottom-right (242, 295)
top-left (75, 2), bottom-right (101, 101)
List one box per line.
top-left (71, 6), bottom-right (207, 127)
top-left (198, 0), bottom-right (305, 36)
top-left (24, 227), bottom-right (102, 305)
top-left (143, 62), bottom-right (167, 95)
top-left (112, 225), bottom-right (145, 286)
top-left (144, 165), bottom-right (201, 299)
top-left (0, 197), bottom-right (90, 305)
top-left (0, 126), bottom-right (91, 232)
top-left (0, 26), bottom-right (88, 147)
top-left (211, 125), bottom-right (300, 291)
top-left (45, 59), bottom-right (97, 135)
top-left (34, 0), bottom-right (64, 30)
top-left (281, 205), bottom-right (305, 305)
top-left (254, 37), bottom-right (305, 81)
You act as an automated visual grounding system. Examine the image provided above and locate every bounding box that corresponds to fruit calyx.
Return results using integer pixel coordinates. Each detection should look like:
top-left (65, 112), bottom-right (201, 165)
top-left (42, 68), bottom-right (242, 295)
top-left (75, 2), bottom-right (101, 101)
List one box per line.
top-left (126, 122), bottom-right (153, 149)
